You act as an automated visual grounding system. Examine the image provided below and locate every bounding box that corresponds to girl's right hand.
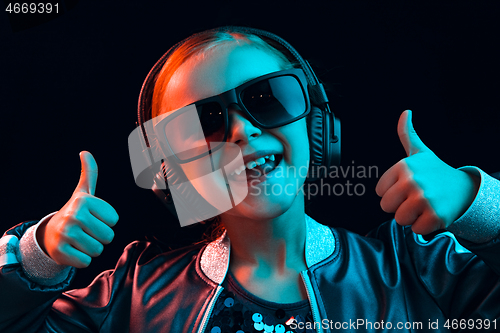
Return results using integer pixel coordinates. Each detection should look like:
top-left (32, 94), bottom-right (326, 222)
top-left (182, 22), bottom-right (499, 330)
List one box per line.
top-left (36, 151), bottom-right (119, 268)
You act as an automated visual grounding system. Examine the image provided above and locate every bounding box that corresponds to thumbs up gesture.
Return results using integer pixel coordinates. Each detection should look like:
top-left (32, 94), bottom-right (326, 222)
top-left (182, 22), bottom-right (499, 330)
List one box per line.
top-left (375, 110), bottom-right (479, 235)
top-left (36, 151), bottom-right (119, 268)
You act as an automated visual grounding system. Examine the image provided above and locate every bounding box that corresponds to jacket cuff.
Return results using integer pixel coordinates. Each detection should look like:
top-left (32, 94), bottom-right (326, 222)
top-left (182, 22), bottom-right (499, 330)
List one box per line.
top-left (18, 213), bottom-right (72, 286)
top-left (0, 235), bottom-right (19, 267)
top-left (447, 167), bottom-right (500, 243)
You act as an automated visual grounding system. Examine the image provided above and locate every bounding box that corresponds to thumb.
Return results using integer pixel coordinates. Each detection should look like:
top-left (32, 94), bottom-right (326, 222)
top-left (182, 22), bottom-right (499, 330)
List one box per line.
top-left (75, 151), bottom-right (98, 196)
top-left (397, 110), bottom-right (429, 156)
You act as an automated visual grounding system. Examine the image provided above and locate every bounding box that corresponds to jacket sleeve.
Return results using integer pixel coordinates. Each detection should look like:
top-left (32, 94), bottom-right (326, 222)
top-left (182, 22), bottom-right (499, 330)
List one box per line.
top-left (0, 219), bottom-right (159, 333)
top-left (368, 168), bottom-right (500, 321)
top-left (0, 220), bottom-right (77, 332)
top-left (446, 167), bottom-right (500, 274)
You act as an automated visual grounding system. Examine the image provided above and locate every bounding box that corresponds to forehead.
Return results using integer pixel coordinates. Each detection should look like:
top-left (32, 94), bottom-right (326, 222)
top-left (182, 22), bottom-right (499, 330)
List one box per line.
top-left (165, 45), bottom-right (284, 110)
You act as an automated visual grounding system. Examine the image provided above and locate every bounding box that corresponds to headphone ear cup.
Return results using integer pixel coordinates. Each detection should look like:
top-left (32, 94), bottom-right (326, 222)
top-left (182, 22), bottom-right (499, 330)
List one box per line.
top-left (152, 158), bottom-right (215, 226)
top-left (307, 106), bottom-right (326, 181)
top-left (152, 157), bottom-right (188, 219)
top-left (329, 113), bottom-right (341, 168)
top-left (307, 107), bottom-right (341, 182)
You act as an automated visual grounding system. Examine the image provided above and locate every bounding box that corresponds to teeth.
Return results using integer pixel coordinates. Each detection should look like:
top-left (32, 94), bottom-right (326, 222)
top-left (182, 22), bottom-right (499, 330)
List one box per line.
top-left (246, 160), bottom-right (257, 170)
top-left (255, 157), bottom-right (266, 166)
top-left (235, 165), bottom-right (245, 175)
top-left (229, 164), bottom-right (246, 176)
top-left (230, 154), bottom-right (278, 176)
top-left (246, 155), bottom-right (270, 169)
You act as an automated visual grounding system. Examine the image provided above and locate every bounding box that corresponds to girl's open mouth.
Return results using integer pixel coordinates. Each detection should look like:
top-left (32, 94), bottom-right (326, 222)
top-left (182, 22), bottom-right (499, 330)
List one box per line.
top-left (227, 154), bottom-right (283, 184)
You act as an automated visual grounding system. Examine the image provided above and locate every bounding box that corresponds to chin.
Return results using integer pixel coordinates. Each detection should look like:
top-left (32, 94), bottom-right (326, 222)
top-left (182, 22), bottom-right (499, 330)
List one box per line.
top-left (223, 191), bottom-right (300, 221)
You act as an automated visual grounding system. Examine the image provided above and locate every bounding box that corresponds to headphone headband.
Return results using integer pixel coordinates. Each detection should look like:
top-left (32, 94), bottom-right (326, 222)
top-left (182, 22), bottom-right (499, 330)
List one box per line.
top-left (137, 26), bottom-right (328, 133)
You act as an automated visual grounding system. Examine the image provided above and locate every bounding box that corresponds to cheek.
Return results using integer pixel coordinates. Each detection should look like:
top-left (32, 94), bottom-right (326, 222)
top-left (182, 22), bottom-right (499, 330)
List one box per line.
top-left (277, 119), bottom-right (310, 167)
top-left (178, 155), bottom-right (230, 211)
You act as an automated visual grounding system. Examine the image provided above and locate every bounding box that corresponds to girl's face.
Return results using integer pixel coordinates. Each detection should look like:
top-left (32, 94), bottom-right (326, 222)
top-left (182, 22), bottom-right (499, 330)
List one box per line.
top-left (163, 43), bottom-right (309, 221)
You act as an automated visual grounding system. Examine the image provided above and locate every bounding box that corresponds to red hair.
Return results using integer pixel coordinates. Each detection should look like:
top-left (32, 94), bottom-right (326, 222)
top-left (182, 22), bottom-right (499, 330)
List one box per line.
top-left (152, 29), bottom-right (296, 121)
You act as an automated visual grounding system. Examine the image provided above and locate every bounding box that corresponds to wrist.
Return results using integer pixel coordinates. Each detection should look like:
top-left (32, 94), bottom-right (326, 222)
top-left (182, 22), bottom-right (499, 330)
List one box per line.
top-left (447, 167), bottom-right (500, 243)
top-left (453, 169), bottom-right (480, 221)
top-left (36, 217), bottom-right (50, 256)
top-left (19, 219), bottom-right (72, 286)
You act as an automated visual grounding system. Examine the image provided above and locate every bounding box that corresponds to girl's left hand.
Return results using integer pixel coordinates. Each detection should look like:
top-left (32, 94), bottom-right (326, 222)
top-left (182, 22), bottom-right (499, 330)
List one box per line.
top-left (375, 110), bottom-right (479, 235)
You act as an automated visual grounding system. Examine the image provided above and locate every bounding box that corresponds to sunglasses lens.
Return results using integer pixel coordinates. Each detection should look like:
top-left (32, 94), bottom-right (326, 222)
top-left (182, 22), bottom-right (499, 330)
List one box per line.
top-left (162, 103), bottom-right (225, 161)
top-left (160, 72), bottom-right (308, 162)
top-left (197, 102), bottom-right (225, 140)
top-left (241, 75), bottom-right (306, 126)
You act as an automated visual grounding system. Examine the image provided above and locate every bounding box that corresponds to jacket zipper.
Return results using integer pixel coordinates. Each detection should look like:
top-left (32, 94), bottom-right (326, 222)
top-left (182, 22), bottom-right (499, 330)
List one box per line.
top-left (301, 271), bottom-right (324, 333)
top-left (197, 285), bottom-right (224, 333)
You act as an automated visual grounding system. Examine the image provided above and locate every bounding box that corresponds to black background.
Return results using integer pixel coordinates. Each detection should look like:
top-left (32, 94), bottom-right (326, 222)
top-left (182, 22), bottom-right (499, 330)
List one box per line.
top-left (2, 1), bottom-right (499, 289)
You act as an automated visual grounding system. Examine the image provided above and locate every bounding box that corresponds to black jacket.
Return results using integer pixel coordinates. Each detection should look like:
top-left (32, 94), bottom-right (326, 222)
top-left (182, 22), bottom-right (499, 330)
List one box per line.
top-left (1, 213), bottom-right (500, 333)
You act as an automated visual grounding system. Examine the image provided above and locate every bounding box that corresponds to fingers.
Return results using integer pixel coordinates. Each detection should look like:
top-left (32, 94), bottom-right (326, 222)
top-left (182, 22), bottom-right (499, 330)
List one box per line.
top-left (375, 162), bottom-right (401, 197)
top-left (379, 179), bottom-right (408, 213)
top-left (377, 111), bottom-right (447, 236)
top-left (67, 227), bottom-right (104, 258)
top-left (41, 151), bottom-right (119, 269)
top-left (51, 211), bottom-right (114, 267)
top-left (55, 243), bottom-right (93, 268)
top-left (394, 196), bottom-right (425, 226)
top-left (393, 196), bottom-right (444, 235)
top-left (70, 195), bottom-right (117, 245)
top-left (83, 195), bottom-right (119, 228)
top-left (76, 151), bottom-right (98, 196)
top-left (397, 110), bottom-right (429, 157)
top-left (79, 209), bottom-right (115, 245)
top-left (411, 210), bottom-right (444, 235)
top-left (376, 155), bottom-right (442, 235)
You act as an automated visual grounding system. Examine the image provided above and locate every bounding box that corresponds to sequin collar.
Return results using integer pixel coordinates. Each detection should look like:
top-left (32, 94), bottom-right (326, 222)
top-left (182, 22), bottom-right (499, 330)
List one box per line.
top-left (200, 214), bottom-right (335, 285)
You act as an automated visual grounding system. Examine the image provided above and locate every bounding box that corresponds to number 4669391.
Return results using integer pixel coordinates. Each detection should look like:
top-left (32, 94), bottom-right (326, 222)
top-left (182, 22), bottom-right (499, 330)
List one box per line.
top-left (444, 318), bottom-right (497, 330)
top-left (6, 3), bottom-right (59, 14)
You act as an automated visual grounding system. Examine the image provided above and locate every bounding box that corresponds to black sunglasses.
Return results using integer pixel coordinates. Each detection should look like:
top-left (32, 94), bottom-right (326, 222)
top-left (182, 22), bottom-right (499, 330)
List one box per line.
top-left (154, 68), bottom-right (311, 163)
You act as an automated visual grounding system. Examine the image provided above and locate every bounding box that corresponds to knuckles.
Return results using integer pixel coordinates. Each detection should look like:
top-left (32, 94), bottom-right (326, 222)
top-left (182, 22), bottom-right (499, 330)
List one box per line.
top-left (72, 192), bottom-right (91, 206)
top-left (63, 222), bottom-right (80, 235)
top-left (60, 211), bottom-right (76, 222)
top-left (60, 208), bottom-right (85, 224)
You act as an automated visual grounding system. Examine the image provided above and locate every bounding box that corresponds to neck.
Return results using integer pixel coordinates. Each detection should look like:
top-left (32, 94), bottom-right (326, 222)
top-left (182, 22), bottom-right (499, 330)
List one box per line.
top-left (221, 194), bottom-right (307, 275)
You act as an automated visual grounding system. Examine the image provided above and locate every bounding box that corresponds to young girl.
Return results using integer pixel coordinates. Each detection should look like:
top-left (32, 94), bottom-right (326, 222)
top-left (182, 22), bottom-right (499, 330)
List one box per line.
top-left (1, 26), bottom-right (499, 333)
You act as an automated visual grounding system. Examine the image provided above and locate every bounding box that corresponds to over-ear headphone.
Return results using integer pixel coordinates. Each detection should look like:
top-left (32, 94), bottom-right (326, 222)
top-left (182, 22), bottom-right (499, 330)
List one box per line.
top-left (134, 26), bottom-right (341, 220)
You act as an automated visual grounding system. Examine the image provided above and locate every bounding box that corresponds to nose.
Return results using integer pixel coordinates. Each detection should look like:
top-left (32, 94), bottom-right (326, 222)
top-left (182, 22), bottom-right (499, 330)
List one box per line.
top-left (227, 107), bottom-right (262, 145)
